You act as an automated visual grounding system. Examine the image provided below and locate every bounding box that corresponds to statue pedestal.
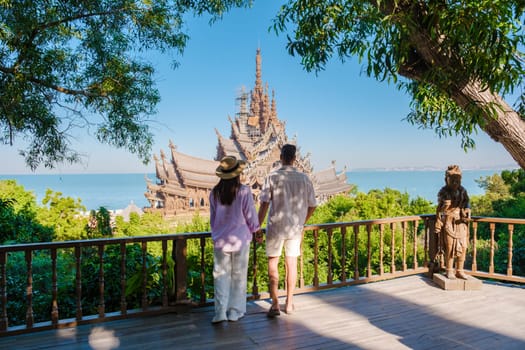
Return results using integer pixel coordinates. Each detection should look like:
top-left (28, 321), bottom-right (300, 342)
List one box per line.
top-left (433, 273), bottom-right (482, 291)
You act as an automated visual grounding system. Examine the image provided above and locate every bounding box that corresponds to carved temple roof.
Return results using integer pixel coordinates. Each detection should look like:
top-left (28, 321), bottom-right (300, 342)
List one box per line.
top-left (145, 49), bottom-right (352, 214)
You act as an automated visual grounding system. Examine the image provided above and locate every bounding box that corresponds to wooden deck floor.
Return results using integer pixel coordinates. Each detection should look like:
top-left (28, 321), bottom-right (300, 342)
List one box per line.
top-left (1, 275), bottom-right (524, 349)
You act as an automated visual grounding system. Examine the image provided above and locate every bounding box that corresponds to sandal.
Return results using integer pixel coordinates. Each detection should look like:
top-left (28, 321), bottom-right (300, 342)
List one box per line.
top-left (267, 307), bottom-right (281, 318)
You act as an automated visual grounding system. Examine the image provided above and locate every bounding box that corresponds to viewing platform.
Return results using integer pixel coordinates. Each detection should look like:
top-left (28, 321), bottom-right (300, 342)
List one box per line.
top-left (1, 215), bottom-right (524, 349)
top-left (1, 275), bottom-right (524, 349)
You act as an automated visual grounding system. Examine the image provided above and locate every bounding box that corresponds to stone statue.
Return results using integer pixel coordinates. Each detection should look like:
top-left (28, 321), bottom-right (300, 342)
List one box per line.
top-left (435, 165), bottom-right (471, 280)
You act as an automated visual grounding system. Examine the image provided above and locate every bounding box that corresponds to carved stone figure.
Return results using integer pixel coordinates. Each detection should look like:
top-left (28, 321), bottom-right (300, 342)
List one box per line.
top-left (435, 165), bottom-right (471, 279)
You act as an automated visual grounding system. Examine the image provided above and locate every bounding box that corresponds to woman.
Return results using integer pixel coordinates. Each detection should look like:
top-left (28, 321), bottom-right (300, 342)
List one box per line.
top-left (209, 155), bottom-right (260, 324)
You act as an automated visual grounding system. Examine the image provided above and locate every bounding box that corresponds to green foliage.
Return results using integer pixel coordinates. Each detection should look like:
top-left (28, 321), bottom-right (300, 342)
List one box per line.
top-left (501, 169), bottom-right (525, 197)
top-left (0, 180), bottom-right (53, 243)
top-left (0, 0), bottom-right (252, 170)
top-left (310, 189), bottom-right (434, 224)
top-left (36, 189), bottom-right (87, 241)
top-left (272, 1), bottom-right (525, 155)
top-left (85, 207), bottom-right (113, 238)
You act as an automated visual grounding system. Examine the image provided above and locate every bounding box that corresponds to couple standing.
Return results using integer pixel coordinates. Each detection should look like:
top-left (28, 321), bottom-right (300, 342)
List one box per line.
top-left (209, 144), bottom-right (317, 324)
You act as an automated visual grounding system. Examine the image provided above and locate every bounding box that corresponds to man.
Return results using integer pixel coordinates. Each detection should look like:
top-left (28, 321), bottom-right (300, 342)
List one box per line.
top-left (435, 165), bottom-right (471, 279)
top-left (258, 144), bottom-right (317, 317)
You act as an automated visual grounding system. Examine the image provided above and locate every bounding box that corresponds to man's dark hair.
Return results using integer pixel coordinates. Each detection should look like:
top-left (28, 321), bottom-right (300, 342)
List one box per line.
top-left (281, 144), bottom-right (296, 163)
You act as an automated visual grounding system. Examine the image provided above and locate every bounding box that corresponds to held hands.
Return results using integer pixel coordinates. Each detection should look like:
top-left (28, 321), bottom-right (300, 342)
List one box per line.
top-left (254, 229), bottom-right (264, 243)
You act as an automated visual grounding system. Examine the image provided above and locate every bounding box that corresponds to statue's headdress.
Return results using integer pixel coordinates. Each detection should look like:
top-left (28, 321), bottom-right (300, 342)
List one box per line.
top-left (445, 165), bottom-right (462, 177)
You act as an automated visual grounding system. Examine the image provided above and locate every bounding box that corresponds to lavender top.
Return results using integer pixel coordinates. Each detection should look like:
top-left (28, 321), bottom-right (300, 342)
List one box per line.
top-left (209, 184), bottom-right (260, 252)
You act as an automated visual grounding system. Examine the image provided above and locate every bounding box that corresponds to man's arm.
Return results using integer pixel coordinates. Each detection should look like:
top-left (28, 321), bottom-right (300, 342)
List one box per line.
top-left (304, 206), bottom-right (316, 225)
top-left (258, 201), bottom-right (270, 227)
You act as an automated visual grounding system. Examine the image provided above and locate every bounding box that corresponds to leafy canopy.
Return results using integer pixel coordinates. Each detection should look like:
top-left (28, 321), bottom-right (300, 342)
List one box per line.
top-left (273, 1), bottom-right (525, 150)
top-left (0, 0), bottom-right (251, 170)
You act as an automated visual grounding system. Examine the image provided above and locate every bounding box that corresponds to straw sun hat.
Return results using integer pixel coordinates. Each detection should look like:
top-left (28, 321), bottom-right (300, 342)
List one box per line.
top-left (215, 156), bottom-right (246, 180)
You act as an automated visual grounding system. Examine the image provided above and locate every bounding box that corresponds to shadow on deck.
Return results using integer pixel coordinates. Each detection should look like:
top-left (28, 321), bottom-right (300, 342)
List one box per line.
top-left (1, 275), bottom-right (524, 350)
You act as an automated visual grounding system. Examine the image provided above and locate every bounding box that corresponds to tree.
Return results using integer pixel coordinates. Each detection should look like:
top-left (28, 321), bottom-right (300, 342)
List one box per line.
top-left (0, 0), bottom-right (250, 170)
top-left (37, 189), bottom-right (87, 241)
top-left (273, 1), bottom-right (525, 169)
top-left (0, 180), bottom-right (53, 243)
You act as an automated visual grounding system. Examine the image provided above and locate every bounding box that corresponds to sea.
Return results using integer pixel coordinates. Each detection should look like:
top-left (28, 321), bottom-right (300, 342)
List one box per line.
top-left (0, 170), bottom-right (509, 211)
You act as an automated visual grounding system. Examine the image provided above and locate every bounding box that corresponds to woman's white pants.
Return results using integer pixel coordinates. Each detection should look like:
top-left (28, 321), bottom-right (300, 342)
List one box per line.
top-left (213, 244), bottom-right (250, 320)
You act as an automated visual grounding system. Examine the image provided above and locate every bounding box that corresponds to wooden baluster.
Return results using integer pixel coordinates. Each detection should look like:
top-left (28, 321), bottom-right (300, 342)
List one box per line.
top-left (489, 223), bottom-right (495, 274)
top-left (174, 238), bottom-right (188, 303)
top-left (141, 242), bottom-right (148, 310)
top-left (200, 237), bottom-right (206, 304)
top-left (471, 222), bottom-right (478, 272)
top-left (366, 224), bottom-right (372, 278)
top-left (423, 217), bottom-right (430, 266)
top-left (25, 250), bottom-right (34, 328)
top-left (401, 221), bottom-right (407, 271)
top-left (507, 224), bottom-right (514, 276)
top-left (313, 230), bottom-right (319, 287)
top-left (120, 243), bottom-right (127, 314)
top-left (390, 223), bottom-right (396, 274)
top-left (251, 234), bottom-right (259, 298)
top-left (75, 246), bottom-right (82, 321)
top-left (327, 228), bottom-right (333, 285)
top-left (379, 224), bottom-right (384, 275)
top-left (353, 225), bottom-right (359, 281)
top-left (299, 235), bottom-right (305, 288)
top-left (51, 248), bottom-right (59, 326)
top-left (0, 252), bottom-right (7, 331)
top-left (341, 226), bottom-right (347, 282)
top-left (162, 240), bottom-right (168, 307)
top-left (413, 220), bottom-right (418, 269)
top-left (97, 245), bottom-right (105, 318)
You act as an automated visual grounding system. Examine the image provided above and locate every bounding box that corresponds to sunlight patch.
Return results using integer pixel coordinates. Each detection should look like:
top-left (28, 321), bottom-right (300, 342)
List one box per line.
top-left (88, 326), bottom-right (120, 350)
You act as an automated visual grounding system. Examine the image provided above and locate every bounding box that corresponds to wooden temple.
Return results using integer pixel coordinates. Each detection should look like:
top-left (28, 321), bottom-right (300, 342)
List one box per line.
top-left (144, 49), bottom-right (352, 216)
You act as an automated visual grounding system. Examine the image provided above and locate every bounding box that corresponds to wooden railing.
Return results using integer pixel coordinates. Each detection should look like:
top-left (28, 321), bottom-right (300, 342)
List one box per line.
top-left (0, 215), bottom-right (524, 336)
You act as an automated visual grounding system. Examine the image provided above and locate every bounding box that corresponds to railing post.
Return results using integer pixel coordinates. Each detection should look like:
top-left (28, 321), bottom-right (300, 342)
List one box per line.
top-left (141, 242), bottom-right (148, 310)
top-left (75, 246), bottom-right (83, 321)
top-left (199, 237), bottom-right (206, 304)
top-left (313, 230), bottom-right (319, 287)
top-left (353, 225), bottom-right (359, 281)
top-left (327, 228), bottom-right (333, 285)
top-left (489, 223), bottom-right (496, 274)
top-left (174, 238), bottom-right (188, 304)
top-left (120, 243), bottom-right (128, 314)
top-left (507, 224), bottom-right (514, 276)
top-left (97, 245), bottom-right (105, 318)
top-left (379, 224), bottom-right (384, 275)
top-left (390, 223), bottom-right (396, 274)
top-left (300, 233), bottom-right (305, 288)
top-left (426, 218), bottom-right (439, 276)
top-left (51, 248), bottom-right (59, 326)
top-left (25, 250), bottom-right (34, 328)
top-left (161, 240), bottom-right (168, 307)
top-left (251, 236), bottom-right (259, 298)
top-left (401, 221), bottom-right (407, 271)
top-left (0, 252), bottom-right (7, 331)
top-left (340, 226), bottom-right (347, 282)
top-left (412, 220), bottom-right (418, 269)
top-left (471, 222), bottom-right (478, 272)
top-left (366, 224), bottom-right (372, 278)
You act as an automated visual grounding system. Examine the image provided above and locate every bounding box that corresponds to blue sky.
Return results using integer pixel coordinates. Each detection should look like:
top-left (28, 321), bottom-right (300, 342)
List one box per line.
top-left (1, 2), bottom-right (519, 175)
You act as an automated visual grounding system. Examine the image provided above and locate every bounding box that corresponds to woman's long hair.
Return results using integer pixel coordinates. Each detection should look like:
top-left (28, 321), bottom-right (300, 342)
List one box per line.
top-left (212, 176), bottom-right (241, 205)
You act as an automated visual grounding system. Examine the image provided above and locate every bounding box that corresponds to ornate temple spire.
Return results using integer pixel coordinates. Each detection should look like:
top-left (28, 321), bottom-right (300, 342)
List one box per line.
top-left (255, 48), bottom-right (262, 91)
top-left (271, 90), bottom-right (278, 122)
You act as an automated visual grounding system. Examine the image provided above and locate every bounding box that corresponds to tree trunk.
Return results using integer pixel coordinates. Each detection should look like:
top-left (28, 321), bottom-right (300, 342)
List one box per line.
top-left (454, 81), bottom-right (525, 170)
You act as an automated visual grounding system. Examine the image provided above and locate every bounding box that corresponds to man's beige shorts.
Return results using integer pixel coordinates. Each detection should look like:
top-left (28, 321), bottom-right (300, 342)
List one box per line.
top-left (266, 235), bottom-right (302, 257)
